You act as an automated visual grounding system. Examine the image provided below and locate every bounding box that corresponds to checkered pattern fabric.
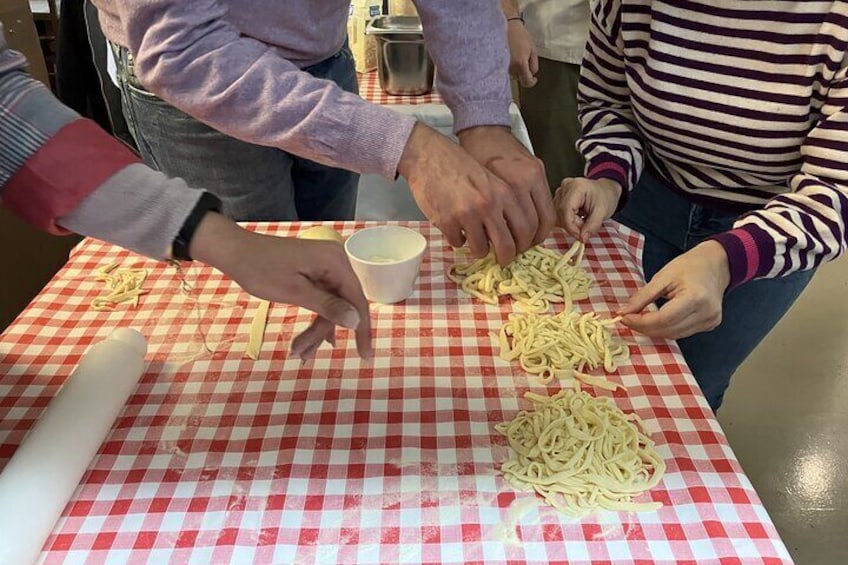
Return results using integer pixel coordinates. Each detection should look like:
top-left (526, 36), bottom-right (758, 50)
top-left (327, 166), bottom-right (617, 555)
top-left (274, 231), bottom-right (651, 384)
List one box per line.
top-left (358, 71), bottom-right (444, 105)
top-left (0, 222), bottom-right (791, 564)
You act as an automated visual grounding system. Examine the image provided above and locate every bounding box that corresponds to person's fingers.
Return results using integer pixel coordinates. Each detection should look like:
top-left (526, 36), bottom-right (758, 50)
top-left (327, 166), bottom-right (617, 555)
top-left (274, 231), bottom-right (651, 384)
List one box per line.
top-left (621, 295), bottom-right (697, 337)
top-left (289, 276), bottom-right (360, 331)
top-left (529, 166), bottom-right (555, 246)
top-left (314, 253), bottom-right (373, 361)
top-left (485, 211), bottom-right (518, 266)
top-left (622, 311), bottom-right (702, 339)
top-left (618, 275), bottom-right (670, 316)
top-left (579, 195), bottom-right (608, 243)
top-left (460, 217), bottom-right (489, 259)
top-left (291, 316), bottom-right (335, 361)
top-left (439, 218), bottom-right (466, 249)
top-left (558, 183), bottom-right (588, 240)
top-left (503, 188), bottom-right (538, 254)
top-left (529, 48), bottom-right (540, 77)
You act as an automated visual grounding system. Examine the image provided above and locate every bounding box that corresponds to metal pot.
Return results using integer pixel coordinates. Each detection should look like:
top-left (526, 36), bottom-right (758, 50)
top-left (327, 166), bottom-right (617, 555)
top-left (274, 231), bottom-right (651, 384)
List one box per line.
top-left (366, 16), bottom-right (434, 96)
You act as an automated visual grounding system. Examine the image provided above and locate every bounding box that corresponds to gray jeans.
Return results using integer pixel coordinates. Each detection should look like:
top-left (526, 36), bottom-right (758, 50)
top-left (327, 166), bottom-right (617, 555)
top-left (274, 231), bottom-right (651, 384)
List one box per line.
top-left (112, 44), bottom-right (359, 221)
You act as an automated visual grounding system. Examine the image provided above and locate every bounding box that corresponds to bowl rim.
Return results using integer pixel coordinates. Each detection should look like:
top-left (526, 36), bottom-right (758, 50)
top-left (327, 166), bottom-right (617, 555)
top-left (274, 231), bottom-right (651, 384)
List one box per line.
top-left (344, 226), bottom-right (427, 266)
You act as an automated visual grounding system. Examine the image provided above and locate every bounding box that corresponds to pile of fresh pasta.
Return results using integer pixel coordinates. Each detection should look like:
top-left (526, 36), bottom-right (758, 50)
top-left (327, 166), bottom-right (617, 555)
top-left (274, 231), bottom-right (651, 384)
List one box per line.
top-left (496, 389), bottom-right (666, 518)
top-left (448, 242), bottom-right (591, 313)
top-left (91, 263), bottom-right (148, 311)
top-left (448, 241), bottom-right (666, 517)
top-left (497, 310), bottom-right (629, 389)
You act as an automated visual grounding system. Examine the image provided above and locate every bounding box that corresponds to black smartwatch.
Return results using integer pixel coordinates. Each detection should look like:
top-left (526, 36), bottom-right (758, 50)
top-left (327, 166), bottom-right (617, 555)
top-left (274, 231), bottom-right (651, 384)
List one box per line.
top-left (171, 192), bottom-right (223, 261)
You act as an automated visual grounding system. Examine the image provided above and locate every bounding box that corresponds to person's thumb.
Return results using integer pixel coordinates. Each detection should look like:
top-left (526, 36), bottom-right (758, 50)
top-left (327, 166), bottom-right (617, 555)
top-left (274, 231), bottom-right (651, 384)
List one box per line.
top-left (579, 200), bottom-right (607, 242)
top-left (618, 276), bottom-right (668, 317)
top-left (293, 279), bottom-right (361, 330)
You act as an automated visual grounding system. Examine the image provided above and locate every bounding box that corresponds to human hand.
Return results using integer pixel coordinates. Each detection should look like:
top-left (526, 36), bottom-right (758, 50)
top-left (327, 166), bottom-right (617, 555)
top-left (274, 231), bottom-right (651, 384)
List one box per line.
top-left (507, 19), bottom-right (539, 87)
top-left (618, 241), bottom-right (731, 339)
top-left (398, 122), bottom-right (544, 265)
top-left (554, 177), bottom-right (622, 243)
top-left (458, 125), bottom-right (554, 250)
top-left (189, 213), bottom-right (372, 361)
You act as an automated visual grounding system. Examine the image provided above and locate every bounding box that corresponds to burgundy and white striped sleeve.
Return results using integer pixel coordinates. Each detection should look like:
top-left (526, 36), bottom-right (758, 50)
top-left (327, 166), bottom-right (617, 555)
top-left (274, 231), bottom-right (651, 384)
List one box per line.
top-left (576, 0), bottom-right (644, 193)
top-left (712, 70), bottom-right (848, 289)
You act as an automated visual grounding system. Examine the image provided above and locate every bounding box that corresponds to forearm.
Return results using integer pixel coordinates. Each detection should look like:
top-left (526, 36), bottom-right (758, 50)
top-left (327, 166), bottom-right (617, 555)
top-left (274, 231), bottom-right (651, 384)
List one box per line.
top-left (500, 0), bottom-right (520, 18)
top-left (0, 47), bottom-right (142, 235)
top-left (112, 0), bottom-right (415, 178)
top-left (58, 165), bottom-right (209, 260)
top-left (709, 98), bottom-right (848, 288)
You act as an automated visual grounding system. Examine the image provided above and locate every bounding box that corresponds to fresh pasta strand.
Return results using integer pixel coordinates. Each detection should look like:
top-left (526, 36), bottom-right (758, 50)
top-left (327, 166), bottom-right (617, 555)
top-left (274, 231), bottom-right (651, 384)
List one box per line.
top-left (497, 310), bottom-right (629, 387)
top-left (495, 389), bottom-right (666, 518)
top-left (448, 242), bottom-right (592, 313)
top-left (245, 299), bottom-right (271, 360)
top-left (91, 263), bottom-right (149, 311)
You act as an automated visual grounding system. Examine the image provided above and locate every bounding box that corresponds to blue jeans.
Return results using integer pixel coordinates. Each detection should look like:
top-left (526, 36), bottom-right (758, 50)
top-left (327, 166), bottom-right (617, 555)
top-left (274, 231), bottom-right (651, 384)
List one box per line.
top-left (614, 170), bottom-right (816, 411)
top-left (113, 45), bottom-right (359, 221)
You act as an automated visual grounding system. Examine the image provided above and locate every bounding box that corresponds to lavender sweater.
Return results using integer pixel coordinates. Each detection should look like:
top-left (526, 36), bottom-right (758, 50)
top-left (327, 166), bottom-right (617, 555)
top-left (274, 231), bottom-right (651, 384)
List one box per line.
top-left (90, 0), bottom-right (513, 179)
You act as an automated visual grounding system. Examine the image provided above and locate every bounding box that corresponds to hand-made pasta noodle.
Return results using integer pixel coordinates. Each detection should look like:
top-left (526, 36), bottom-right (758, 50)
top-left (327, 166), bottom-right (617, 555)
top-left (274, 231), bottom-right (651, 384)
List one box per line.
top-left (448, 242), bottom-right (591, 313)
top-left (91, 263), bottom-right (148, 311)
top-left (497, 310), bottom-right (629, 387)
top-left (496, 389), bottom-right (665, 518)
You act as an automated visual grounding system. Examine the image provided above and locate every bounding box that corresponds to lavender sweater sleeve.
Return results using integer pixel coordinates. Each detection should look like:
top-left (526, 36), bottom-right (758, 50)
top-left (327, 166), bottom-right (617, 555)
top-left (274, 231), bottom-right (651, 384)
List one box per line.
top-left (103, 0), bottom-right (512, 180)
top-left (414, 0), bottom-right (512, 133)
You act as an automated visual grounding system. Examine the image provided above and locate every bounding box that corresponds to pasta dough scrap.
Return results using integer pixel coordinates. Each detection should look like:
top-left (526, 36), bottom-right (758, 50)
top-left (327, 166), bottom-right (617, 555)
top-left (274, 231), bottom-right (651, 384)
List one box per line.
top-left (300, 225), bottom-right (344, 243)
top-left (448, 242), bottom-right (592, 313)
top-left (497, 310), bottom-right (629, 387)
top-left (245, 299), bottom-right (271, 360)
top-left (91, 263), bottom-right (149, 311)
top-left (496, 389), bottom-right (665, 518)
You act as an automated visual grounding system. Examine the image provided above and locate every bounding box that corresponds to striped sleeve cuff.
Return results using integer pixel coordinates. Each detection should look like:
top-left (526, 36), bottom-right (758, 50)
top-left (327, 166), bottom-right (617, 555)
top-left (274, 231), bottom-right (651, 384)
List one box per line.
top-left (2, 119), bottom-right (140, 234)
top-left (586, 155), bottom-right (630, 190)
top-left (585, 154), bottom-right (631, 211)
top-left (709, 224), bottom-right (777, 290)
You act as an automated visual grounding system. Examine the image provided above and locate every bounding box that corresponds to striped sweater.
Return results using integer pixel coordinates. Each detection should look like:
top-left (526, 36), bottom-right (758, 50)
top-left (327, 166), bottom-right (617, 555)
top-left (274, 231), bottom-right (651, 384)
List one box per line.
top-left (578, 0), bottom-right (848, 288)
top-left (0, 24), bottom-right (206, 259)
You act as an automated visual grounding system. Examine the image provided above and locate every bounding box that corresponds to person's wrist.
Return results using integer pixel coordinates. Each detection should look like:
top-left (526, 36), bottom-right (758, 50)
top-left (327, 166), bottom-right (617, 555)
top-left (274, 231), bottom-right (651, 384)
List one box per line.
top-left (397, 122), bottom-right (429, 179)
top-left (505, 10), bottom-right (524, 24)
top-left (457, 124), bottom-right (511, 141)
top-left (699, 240), bottom-right (732, 292)
top-left (171, 192), bottom-right (222, 261)
top-left (595, 178), bottom-right (623, 212)
top-left (188, 212), bottom-right (248, 274)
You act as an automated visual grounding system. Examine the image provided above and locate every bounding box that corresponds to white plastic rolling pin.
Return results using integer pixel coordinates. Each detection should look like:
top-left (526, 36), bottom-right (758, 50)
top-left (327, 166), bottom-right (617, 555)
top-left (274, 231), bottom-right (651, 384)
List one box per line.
top-left (0, 328), bottom-right (148, 565)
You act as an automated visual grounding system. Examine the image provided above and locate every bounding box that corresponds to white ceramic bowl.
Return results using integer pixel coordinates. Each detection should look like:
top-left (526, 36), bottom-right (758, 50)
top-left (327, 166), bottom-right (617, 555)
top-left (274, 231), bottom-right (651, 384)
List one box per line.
top-left (344, 226), bottom-right (427, 304)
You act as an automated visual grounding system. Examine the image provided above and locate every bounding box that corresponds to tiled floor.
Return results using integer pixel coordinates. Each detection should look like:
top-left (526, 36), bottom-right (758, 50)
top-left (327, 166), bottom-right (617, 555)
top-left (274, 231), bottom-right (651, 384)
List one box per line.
top-left (719, 258), bottom-right (848, 564)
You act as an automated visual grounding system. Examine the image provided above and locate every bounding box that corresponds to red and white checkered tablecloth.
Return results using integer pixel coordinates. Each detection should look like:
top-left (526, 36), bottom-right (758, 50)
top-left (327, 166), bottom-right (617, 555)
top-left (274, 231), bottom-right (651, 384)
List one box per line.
top-left (358, 71), bottom-right (444, 105)
top-left (0, 222), bottom-right (791, 565)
